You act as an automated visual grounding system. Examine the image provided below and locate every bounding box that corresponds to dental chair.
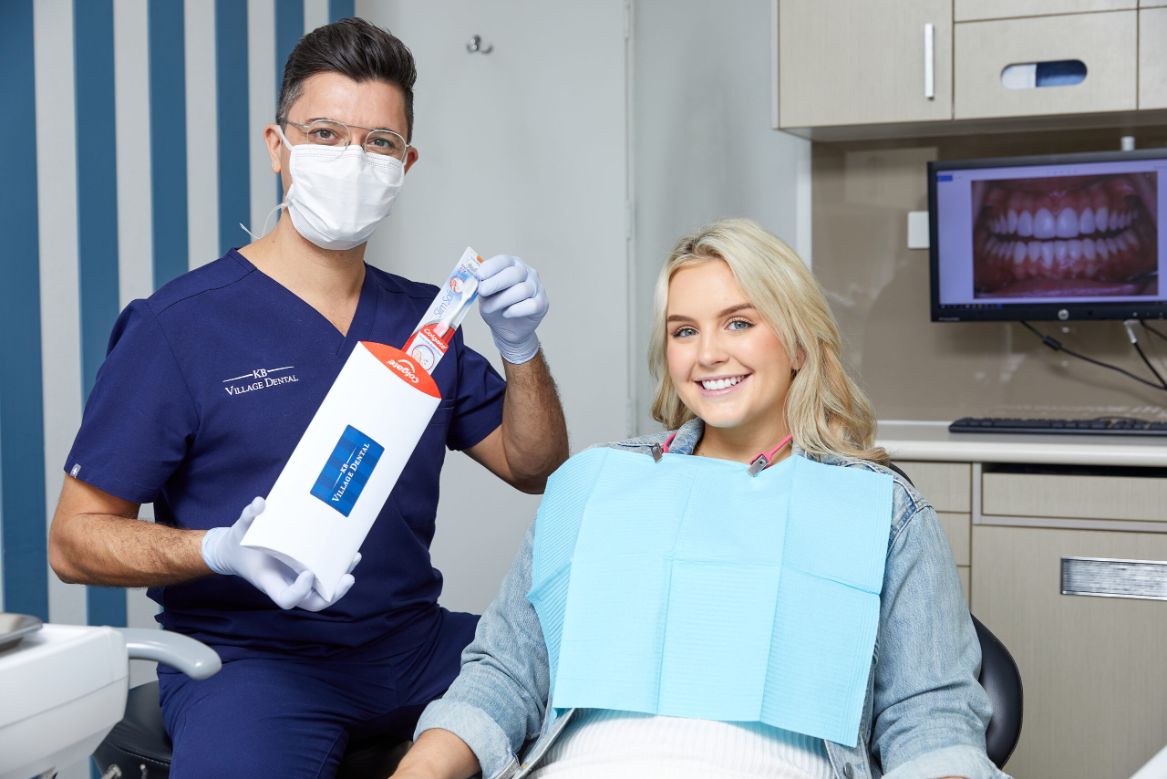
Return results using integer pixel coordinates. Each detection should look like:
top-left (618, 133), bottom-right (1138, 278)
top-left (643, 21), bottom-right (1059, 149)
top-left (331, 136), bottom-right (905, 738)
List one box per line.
top-left (93, 462), bottom-right (1021, 776)
top-left (0, 618), bottom-right (221, 779)
top-left (93, 626), bottom-right (1020, 776)
top-left (971, 614), bottom-right (1023, 768)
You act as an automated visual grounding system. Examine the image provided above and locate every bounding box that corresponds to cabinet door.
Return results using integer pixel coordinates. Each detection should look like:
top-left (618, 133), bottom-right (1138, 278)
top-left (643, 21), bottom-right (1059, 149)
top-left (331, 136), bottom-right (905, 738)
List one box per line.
top-left (778, 0), bottom-right (952, 128)
top-left (1141, 9), bottom-right (1167, 108)
top-left (972, 525), bottom-right (1167, 777)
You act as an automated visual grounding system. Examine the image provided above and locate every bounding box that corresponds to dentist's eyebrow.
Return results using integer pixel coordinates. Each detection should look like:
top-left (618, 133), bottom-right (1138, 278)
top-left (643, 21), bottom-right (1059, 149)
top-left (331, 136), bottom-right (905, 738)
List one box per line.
top-left (666, 303), bottom-right (755, 323)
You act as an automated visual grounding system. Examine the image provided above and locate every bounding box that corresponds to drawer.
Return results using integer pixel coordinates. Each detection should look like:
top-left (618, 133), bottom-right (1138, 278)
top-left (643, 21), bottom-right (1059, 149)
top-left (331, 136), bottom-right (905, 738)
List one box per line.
top-left (896, 461), bottom-right (971, 513)
top-left (954, 11), bottom-right (1137, 119)
top-left (1140, 8), bottom-right (1167, 108)
top-left (955, 0), bottom-right (1134, 21)
top-left (981, 469), bottom-right (1167, 523)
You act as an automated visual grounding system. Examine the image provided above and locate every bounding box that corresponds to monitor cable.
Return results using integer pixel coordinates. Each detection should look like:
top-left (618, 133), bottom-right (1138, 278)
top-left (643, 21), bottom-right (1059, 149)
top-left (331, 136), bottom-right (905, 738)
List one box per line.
top-left (1019, 320), bottom-right (1167, 392)
top-left (1124, 320), bottom-right (1167, 389)
top-left (1138, 319), bottom-right (1167, 345)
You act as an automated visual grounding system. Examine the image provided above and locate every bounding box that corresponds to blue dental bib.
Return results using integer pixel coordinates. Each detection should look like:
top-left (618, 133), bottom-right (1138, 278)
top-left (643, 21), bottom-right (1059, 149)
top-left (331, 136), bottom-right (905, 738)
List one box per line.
top-left (527, 447), bottom-right (893, 747)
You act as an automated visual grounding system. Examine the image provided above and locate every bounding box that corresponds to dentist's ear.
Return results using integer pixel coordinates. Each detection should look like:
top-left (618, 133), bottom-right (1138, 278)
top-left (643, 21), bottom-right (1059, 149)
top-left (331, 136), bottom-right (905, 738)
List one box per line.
top-left (264, 124), bottom-right (286, 175)
top-left (403, 145), bottom-right (420, 174)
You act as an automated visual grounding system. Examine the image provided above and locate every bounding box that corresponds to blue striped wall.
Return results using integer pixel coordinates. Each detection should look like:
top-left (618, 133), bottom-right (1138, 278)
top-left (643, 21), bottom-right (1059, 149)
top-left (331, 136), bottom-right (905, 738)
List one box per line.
top-left (1, 0), bottom-right (48, 620)
top-left (0, 0), bottom-right (355, 639)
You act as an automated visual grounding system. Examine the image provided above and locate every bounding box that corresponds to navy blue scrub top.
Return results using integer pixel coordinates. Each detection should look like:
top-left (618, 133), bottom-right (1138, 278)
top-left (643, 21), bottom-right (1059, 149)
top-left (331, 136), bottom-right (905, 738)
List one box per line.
top-left (65, 250), bottom-right (506, 656)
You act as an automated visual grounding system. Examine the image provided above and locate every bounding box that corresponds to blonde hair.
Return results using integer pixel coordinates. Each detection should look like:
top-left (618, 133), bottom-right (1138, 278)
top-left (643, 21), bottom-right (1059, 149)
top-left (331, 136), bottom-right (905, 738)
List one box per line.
top-left (648, 218), bottom-right (888, 464)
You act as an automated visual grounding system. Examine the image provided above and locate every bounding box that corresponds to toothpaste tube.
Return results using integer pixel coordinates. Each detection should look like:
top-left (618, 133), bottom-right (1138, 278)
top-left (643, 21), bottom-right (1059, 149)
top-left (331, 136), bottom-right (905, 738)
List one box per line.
top-left (402, 247), bottom-right (484, 373)
top-left (240, 246), bottom-right (487, 600)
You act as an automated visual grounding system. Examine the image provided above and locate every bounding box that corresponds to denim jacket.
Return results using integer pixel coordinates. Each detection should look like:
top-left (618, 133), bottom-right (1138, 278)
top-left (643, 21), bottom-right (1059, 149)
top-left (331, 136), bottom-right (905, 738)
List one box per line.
top-left (416, 419), bottom-right (1012, 779)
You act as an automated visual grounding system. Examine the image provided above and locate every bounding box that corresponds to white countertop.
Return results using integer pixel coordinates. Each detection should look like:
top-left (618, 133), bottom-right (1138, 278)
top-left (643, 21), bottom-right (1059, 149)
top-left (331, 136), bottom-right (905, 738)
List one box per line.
top-left (876, 420), bottom-right (1167, 468)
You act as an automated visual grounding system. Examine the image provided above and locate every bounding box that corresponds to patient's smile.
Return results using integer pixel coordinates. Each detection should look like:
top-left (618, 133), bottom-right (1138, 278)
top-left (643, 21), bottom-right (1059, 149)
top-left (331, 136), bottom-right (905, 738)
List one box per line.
top-left (698, 374), bottom-right (748, 393)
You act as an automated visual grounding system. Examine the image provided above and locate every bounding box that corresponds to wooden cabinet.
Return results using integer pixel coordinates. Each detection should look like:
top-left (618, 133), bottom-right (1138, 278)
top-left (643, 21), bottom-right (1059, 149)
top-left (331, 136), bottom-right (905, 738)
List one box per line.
top-left (776, 1), bottom-right (1167, 138)
top-left (879, 424), bottom-right (1167, 775)
top-left (777, 0), bottom-right (952, 128)
top-left (973, 524), bottom-right (1167, 777)
top-left (898, 455), bottom-right (1167, 776)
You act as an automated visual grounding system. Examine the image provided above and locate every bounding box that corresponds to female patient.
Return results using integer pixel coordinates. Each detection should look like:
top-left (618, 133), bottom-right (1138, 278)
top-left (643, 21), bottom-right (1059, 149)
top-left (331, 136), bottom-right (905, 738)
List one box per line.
top-left (392, 219), bottom-right (1007, 779)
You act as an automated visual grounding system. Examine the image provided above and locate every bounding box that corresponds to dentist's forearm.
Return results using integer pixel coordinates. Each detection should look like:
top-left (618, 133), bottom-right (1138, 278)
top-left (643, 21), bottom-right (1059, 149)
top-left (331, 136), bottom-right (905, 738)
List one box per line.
top-left (499, 350), bottom-right (568, 492)
top-left (391, 729), bottom-right (480, 779)
top-left (48, 476), bottom-right (211, 586)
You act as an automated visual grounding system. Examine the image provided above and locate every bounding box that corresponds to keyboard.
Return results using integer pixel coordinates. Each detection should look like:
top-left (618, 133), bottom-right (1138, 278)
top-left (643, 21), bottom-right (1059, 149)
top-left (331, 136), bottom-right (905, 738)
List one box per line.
top-left (949, 416), bottom-right (1167, 436)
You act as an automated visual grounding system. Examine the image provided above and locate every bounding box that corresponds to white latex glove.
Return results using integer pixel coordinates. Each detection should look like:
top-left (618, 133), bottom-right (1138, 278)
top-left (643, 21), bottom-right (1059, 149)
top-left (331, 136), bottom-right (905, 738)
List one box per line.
top-left (476, 255), bottom-right (548, 365)
top-left (201, 497), bottom-right (359, 612)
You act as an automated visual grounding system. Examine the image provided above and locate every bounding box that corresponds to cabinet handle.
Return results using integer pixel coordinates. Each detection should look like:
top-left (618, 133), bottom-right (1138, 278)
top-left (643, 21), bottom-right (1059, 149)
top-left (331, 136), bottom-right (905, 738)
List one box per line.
top-left (1061, 557), bottom-right (1167, 601)
top-left (923, 23), bottom-right (935, 101)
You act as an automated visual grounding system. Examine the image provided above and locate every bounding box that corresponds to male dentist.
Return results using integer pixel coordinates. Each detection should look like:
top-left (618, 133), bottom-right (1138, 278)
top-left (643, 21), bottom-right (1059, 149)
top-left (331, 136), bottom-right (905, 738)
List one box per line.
top-left (48, 18), bottom-right (568, 779)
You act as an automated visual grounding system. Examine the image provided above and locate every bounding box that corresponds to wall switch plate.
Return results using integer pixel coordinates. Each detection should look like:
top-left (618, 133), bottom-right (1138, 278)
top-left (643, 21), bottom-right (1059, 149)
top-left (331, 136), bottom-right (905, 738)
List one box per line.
top-left (907, 211), bottom-right (930, 249)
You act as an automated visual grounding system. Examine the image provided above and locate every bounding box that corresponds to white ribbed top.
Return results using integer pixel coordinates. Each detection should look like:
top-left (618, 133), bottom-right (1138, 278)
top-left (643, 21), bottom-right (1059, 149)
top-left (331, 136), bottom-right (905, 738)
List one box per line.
top-left (526, 710), bottom-right (834, 779)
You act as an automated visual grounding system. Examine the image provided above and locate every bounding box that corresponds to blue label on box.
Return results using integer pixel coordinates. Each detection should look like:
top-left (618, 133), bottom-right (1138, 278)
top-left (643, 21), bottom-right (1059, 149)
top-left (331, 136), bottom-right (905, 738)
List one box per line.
top-left (310, 425), bottom-right (385, 517)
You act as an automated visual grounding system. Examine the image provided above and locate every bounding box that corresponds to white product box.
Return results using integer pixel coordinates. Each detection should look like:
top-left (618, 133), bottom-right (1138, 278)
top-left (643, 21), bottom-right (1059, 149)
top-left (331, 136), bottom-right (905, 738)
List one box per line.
top-left (241, 249), bottom-right (483, 600)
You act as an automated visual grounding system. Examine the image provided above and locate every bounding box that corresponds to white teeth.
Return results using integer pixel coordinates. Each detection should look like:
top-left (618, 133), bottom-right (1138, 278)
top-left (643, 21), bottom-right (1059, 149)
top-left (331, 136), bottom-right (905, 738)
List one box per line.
top-left (1041, 241), bottom-right (1055, 271)
top-left (1079, 208), bottom-right (1095, 235)
top-left (701, 376), bottom-right (743, 390)
top-left (1055, 208), bottom-right (1078, 239)
top-left (1013, 241), bottom-right (1027, 265)
top-left (1027, 240), bottom-right (1042, 262)
top-left (1083, 237), bottom-right (1097, 261)
top-left (1033, 208), bottom-right (1056, 239)
top-left (991, 202), bottom-right (1143, 239)
top-left (1067, 239), bottom-right (1082, 261)
top-left (1017, 211), bottom-right (1034, 237)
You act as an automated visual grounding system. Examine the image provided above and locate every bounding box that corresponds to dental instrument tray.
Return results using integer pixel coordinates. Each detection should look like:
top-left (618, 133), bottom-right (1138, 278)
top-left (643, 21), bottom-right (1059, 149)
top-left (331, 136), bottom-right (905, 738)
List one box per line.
top-left (949, 416), bottom-right (1167, 436)
top-left (0, 613), bottom-right (42, 652)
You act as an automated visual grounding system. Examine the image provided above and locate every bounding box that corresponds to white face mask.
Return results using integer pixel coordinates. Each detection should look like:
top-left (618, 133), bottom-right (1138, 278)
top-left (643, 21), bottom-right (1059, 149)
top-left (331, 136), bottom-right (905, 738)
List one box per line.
top-left (277, 127), bottom-right (405, 251)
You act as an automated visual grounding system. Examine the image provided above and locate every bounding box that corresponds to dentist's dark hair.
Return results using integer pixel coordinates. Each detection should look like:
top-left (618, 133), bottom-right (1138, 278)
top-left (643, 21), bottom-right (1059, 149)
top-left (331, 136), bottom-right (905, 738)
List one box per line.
top-left (277, 17), bottom-right (417, 140)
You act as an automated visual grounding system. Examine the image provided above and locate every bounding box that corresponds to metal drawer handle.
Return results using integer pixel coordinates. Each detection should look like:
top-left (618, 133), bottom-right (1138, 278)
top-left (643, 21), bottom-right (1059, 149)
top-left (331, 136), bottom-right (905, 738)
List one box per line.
top-left (923, 23), bottom-right (935, 100)
top-left (1061, 557), bottom-right (1167, 601)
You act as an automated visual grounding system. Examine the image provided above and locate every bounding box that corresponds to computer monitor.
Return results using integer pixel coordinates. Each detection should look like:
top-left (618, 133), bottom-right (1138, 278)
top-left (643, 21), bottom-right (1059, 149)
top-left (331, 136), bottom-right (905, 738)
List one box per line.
top-left (929, 148), bottom-right (1167, 322)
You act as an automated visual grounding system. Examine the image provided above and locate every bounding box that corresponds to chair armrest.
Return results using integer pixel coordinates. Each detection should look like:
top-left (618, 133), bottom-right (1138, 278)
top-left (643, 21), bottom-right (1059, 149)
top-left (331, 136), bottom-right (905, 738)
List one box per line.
top-left (118, 628), bottom-right (221, 679)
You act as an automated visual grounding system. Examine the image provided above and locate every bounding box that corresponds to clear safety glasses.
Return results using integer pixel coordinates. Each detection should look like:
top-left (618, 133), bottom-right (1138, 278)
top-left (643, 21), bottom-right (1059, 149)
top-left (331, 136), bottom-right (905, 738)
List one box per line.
top-left (283, 118), bottom-right (411, 161)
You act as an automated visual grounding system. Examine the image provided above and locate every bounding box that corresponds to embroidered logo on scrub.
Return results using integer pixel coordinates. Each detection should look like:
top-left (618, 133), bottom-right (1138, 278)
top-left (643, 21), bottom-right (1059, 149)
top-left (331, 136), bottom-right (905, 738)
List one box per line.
top-left (310, 425), bottom-right (385, 517)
